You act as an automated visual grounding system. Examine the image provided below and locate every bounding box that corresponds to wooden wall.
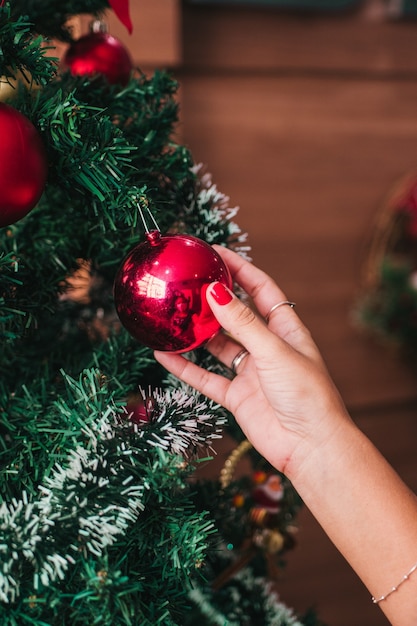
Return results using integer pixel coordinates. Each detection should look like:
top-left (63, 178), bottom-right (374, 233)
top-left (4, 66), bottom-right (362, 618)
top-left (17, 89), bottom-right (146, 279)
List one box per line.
top-left (178, 3), bottom-right (417, 410)
top-left (176, 5), bottom-right (417, 625)
top-left (115, 3), bottom-right (417, 624)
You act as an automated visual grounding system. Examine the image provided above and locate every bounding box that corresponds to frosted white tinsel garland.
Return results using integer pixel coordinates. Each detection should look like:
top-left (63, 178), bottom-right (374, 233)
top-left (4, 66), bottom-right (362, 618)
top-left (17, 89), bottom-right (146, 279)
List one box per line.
top-left (0, 376), bottom-right (227, 604)
top-left (188, 569), bottom-right (304, 626)
top-left (189, 164), bottom-right (251, 260)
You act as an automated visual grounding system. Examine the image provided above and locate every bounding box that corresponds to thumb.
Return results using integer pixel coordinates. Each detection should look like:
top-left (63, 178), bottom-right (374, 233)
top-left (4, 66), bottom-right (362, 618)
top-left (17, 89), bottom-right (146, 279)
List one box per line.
top-left (207, 282), bottom-right (279, 357)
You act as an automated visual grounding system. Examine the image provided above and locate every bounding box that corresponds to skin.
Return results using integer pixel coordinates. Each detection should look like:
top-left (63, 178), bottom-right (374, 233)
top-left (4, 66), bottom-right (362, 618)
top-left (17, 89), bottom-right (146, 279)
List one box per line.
top-left (155, 245), bottom-right (417, 626)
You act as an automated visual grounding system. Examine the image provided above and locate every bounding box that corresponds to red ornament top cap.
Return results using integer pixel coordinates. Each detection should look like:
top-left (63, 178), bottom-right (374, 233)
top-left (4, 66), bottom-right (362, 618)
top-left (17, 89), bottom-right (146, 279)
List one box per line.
top-left (146, 230), bottom-right (162, 247)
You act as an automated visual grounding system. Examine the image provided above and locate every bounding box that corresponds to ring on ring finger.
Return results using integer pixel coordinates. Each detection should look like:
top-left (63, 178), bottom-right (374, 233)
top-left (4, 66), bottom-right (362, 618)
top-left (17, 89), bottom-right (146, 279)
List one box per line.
top-left (230, 348), bottom-right (250, 375)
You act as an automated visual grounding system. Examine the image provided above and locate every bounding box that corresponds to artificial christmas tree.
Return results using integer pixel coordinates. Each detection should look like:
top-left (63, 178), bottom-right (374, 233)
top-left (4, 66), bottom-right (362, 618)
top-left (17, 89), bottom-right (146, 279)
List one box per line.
top-left (0, 3), bottom-right (322, 624)
top-left (356, 172), bottom-right (417, 368)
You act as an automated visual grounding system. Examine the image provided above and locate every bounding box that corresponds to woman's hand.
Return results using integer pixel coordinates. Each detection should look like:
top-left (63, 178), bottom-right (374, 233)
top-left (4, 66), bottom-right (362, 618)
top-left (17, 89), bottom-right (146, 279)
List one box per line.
top-left (154, 246), bottom-right (350, 479)
top-left (156, 247), bottom-right (417, 623)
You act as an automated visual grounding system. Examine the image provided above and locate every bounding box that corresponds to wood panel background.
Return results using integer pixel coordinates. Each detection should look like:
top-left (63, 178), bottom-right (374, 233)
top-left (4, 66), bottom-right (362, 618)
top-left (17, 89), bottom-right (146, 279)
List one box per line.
top-left (104, 0), bottom-right (181, 68)
top-left (178, 3), bottom-right (417, 410)
top-left (121, 2), bottom-right (417, 624)
top-left (178, 5), bottom-right (417, 625)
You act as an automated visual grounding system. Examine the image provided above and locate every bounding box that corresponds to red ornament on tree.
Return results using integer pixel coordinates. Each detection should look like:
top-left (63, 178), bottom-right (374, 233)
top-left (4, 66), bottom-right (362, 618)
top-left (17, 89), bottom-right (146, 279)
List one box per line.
top-left (63, 22), bottom-right (133, 86)
top-left (0, 103), bottom-right (47, 228)
top-left (124, 394), bottom-right (156, 424)
top-left (114, 230), bottom-right (233, 353)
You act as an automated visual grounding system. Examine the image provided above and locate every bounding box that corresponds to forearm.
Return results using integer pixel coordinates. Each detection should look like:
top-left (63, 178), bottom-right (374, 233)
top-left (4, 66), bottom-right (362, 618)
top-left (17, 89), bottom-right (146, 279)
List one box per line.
top-left (287, 417), bottom-right (417, 626)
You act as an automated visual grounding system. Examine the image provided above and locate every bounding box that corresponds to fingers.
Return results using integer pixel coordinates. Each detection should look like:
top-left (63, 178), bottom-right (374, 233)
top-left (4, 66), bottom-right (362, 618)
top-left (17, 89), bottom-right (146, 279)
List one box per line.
top-left (213, 246), bottom-right (301, 342)
top-left (212, 246), bottom-right (319, 357)
top-left (156, 248), bottom-right (323, 395)
top-left (205, 329), bottom-right (244, 372)
top-left (206, 282), bottom-right (284, 362)
top-left (154, 351), bottom-right (232, 406)
top-left (214, 246), bottom-right (287, 318)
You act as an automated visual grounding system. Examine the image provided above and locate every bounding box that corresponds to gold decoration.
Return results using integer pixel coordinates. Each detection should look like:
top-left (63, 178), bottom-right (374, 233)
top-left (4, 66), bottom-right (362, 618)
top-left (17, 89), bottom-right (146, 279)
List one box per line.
top-left (28, 595), bottom-right (37, 609)
top-left (219, 439), bottom-right (252, 489)
top-left (253, 529), bottom-right (285, 555)
top-left (97, 570), bottom-right (108, 583)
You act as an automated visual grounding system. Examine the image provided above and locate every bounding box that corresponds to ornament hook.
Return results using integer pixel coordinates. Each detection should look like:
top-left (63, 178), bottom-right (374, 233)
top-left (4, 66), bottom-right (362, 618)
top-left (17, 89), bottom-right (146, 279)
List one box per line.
top-left (137, 201), bottom-right (160, 234)
top-left (90, 19), bottom-right (109, 34)
top-left (137, 201), bottom-right (161, 246)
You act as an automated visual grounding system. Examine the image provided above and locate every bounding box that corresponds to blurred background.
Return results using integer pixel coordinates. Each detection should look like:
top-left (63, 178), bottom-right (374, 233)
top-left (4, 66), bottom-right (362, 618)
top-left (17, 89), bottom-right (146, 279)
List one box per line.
top-left (107, 1), bottom-right (417, 623)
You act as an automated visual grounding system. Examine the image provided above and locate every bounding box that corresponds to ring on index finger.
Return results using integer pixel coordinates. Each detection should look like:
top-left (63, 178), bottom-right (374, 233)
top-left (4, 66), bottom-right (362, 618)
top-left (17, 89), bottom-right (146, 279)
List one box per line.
top-left (265, 301), bottom-right (296, 323)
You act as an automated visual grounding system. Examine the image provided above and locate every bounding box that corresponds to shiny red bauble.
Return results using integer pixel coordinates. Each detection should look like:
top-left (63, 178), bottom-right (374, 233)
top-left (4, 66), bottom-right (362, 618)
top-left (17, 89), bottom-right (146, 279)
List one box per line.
top-left (63, 31), bottom-right (133, 85)
top-left (124, 395), bottom-right (156, 424)
top-left (114, 231), bottom-right (233, 353)
top-left (0, 103), bottom-right (48, 228)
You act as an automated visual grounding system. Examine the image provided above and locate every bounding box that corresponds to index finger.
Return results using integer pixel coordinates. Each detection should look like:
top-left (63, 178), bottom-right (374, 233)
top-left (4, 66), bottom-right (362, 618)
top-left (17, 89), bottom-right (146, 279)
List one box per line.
top-left (213, 245), bottom-right (305, 345)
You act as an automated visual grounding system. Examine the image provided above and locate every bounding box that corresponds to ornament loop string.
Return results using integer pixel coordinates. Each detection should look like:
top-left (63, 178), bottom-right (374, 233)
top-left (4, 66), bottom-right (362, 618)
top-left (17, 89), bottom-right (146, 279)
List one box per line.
top-left (137, 202), bottom-right (160, 234)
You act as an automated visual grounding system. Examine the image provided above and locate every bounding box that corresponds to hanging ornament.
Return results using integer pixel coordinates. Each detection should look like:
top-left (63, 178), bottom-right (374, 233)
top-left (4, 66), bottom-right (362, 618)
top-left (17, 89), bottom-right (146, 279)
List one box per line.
top-left (114, 229), bottom-right (233, 353)
top-left (252, 474), bottom-right (284, 513)
top-left (108, 0), bottom-right (133, 34)
top-left (63, 21), bottom-right (133, 86)
top-left (123, 391), bottom-right (157, 424)
top-left (0, 103), bottom-right (47, 228)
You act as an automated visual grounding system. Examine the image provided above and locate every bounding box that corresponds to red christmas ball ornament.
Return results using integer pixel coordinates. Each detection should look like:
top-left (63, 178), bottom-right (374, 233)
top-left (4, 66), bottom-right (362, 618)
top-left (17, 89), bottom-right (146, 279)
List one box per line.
top-left (0, 103), bottom-right (47, 228)
top-left (124, 394), bottom-right (157, 424)
top-left (114, 230), bottom-right (233, 353)
top-left (63, 23), bottom-right (133, 86)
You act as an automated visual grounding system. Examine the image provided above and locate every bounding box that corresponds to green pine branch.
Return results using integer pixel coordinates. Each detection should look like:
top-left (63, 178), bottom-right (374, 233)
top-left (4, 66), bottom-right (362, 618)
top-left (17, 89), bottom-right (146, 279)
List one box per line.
top-left (0, 4), bottom-right (56, 86)
top-left (0, 374), bottom-right (221, 624)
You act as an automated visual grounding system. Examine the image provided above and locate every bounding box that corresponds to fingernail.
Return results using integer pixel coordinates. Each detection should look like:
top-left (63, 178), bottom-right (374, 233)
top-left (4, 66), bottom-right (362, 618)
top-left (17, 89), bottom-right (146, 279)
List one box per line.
top-left (210, 282), bottom-right (233, 305)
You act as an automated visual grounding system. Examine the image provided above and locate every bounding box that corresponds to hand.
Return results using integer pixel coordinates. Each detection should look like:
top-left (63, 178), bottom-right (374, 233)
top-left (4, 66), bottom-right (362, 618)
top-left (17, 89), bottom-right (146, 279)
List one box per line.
top-left (160, 247), bottom-right (417, 625)
top-left (155, 246), bottom-right (350, 479)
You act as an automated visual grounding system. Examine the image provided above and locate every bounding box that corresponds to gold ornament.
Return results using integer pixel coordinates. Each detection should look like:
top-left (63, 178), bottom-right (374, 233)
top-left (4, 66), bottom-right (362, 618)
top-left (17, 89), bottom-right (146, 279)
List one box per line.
top-left (219, 439), bottom-right (253, 489)
top-left (28, 595), bottom-right (38, 609)
top-left (253, 529), bottom-right (285, 555)
top-left (97, 570), bottom-right (108, 583)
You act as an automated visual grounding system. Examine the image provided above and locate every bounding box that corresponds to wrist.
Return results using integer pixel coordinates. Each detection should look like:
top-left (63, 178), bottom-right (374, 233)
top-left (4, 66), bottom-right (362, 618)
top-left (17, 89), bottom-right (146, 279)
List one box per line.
top-left (283, 405), bottom-right (358, 489)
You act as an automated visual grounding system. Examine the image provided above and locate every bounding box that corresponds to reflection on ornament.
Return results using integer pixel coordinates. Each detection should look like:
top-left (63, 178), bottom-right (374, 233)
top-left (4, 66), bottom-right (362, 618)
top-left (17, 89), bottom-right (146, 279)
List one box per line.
top-left (113, 230), bottom-right (233, 352)
top-left (62, 21), bottom-right (133, 85)
top-left (0, 103), bottom-right (47, 228)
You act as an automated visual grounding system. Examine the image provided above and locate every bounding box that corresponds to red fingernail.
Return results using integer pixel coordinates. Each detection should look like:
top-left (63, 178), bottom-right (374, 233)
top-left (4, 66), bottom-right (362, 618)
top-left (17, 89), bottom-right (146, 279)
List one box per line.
top-left (210, 282), bottom-right (233, 305)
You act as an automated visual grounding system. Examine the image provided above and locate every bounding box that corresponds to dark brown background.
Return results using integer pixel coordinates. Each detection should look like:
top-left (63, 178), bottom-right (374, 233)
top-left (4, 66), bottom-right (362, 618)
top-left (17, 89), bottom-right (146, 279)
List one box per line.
top-left (110, 2), bottom-right (417, 623)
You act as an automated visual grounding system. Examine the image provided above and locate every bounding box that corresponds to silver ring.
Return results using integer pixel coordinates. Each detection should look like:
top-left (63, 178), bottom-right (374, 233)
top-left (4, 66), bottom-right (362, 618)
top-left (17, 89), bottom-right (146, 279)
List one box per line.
top-left (230, 348), bottom-right (250, 374)
top-left (265, 301), bottom-right (296, 323)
